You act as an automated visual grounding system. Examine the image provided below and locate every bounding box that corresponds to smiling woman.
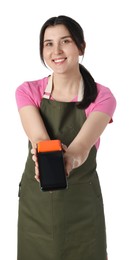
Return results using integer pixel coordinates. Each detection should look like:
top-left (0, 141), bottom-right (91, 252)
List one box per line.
top-left (15, 15), bottom-right (116, 260)
top-left (42, 25), bottom-right (82, 79)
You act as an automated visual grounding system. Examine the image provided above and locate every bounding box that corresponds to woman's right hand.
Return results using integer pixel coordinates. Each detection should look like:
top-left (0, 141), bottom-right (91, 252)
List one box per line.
top-left (31, 147), bottom-right (40, 182)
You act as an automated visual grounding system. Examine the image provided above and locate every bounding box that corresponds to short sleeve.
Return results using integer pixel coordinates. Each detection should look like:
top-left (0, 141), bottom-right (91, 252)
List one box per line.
top-left (15, 77), bottom-right (48, 109)
top-left (85, 83), bottom-right (117, 122)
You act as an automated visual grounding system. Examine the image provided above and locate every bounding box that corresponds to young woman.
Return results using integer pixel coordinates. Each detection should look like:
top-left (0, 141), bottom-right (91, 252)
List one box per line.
top-left (15, 15), bottom-right (116, 260)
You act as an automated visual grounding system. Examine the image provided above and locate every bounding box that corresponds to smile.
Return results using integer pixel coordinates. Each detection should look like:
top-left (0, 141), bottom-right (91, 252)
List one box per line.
top-left (53, 58), bottom-right (67, 63)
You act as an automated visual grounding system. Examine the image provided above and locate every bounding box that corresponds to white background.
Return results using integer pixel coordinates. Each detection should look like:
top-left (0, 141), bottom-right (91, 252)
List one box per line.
top-left (0, 0), bottom-right (130, 259)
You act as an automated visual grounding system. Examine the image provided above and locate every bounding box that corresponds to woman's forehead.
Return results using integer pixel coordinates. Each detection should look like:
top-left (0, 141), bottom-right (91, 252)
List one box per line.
top-left (44, 24), bottom-right (70, 40)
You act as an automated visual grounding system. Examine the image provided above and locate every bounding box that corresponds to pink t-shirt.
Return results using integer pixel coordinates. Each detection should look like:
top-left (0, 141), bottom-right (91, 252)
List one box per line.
top-left (15, 76), bottom-right (116, 149)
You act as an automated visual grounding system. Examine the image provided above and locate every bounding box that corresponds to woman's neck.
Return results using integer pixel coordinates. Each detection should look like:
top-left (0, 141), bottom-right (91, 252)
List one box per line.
top-left (51, 72), bottom-right (82, 102)
top-left (52, 72), bottom-right (81, 95)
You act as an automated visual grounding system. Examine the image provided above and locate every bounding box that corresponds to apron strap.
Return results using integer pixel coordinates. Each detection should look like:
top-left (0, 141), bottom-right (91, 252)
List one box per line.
top-left (43, 74), bottom-right (53, 99)
top-left (43, 74), bottom-right (84, 101)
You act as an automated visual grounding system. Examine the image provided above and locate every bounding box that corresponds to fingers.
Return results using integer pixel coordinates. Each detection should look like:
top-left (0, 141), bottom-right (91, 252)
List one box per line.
top-left (32, 154), bottom-right (38, 165)
top-left (65, 163), bottom-right (73, 177)
top-left (63, 152), bottom-right (80, 177)
top-left (31, 148), bottom-right (38, 166)
top-left (61, 143), bottom-right (68, 152)
top-left (31, 147), bottom-right (40, 182)
top-left (63, 155), bottom-right (73, 177)
top-left (34, 165), bottom-right (40, 182)
top-left (31, 148), bottom-right (36, 155)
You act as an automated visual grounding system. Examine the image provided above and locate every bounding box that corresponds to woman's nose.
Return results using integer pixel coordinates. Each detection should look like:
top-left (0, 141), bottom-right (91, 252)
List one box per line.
top-left (53, 43), bottom-right (63, 54)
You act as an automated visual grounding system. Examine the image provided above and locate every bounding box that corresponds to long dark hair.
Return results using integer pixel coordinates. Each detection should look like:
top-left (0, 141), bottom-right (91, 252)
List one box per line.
top-left (39, 15), bottom-right (98, 109)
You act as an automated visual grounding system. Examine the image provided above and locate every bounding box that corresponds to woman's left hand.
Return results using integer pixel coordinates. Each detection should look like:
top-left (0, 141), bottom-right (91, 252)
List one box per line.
top-left (63, 149), bottom-right (88, 176)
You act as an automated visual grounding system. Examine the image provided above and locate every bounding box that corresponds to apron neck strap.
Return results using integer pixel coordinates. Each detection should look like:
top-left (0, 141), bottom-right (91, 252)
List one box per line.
top-left (43, 74), bottom-right (53, 99)
top-left (43, 73), bottom-right (84, 101)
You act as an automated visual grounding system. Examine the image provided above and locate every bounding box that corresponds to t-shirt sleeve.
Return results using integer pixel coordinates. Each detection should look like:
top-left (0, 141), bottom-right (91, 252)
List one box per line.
top-left (15, 78), bottom-right (47, 109)
top-left (85, 83), bottom-right (117, 122)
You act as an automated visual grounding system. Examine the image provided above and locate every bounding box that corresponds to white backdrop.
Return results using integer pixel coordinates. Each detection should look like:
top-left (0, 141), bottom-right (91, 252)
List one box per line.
top-left (0, 0), bottom-right (130, 259)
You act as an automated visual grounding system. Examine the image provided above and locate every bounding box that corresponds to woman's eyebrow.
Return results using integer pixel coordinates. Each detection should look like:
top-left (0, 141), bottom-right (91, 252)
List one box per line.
top-left (43, 39), bottom-right (52, 43)
top-left (43, 35), bottom-right (72, 42)
top-left (60, 35), bottom-right (72, 39)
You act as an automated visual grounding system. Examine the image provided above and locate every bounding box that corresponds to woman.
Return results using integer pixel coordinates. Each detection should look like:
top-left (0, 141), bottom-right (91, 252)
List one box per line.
top-left (15, 15), bottom-right (116, 260)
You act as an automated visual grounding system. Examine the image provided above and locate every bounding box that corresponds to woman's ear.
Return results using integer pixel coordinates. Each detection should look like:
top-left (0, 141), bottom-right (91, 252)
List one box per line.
top-left (79, 41), bottom-right (86, 56)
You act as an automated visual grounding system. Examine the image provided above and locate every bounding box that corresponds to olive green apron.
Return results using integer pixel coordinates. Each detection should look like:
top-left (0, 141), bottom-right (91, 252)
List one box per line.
top-left (17, 95), bottom-right (107, 260)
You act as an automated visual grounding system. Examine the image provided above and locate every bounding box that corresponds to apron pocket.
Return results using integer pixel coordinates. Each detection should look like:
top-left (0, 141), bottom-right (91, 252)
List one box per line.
top-left (64, 182), bottom-right (96, 243)
top-left (18, 178), bottom-right (54, 241)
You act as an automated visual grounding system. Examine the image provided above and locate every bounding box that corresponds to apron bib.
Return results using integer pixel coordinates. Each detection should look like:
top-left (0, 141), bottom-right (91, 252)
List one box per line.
top-left (17, 79), bottom-right (107, 260)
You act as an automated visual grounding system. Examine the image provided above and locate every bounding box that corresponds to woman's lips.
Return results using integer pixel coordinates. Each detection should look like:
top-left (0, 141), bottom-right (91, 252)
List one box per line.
top-left (53, 58), bottom-right (67, 63)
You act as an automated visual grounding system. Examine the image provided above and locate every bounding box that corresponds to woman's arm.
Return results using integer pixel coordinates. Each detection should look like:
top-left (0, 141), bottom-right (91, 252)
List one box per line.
top-left (64, 111), bottom-right (111, 174)
top-left (18, 105), bottom-right (50, 148)
top-left (31, 111), bottom-right (111, 180)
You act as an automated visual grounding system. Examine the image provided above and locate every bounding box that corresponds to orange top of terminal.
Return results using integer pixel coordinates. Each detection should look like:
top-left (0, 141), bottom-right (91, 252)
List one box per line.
top-left (37, 140), bottom-right (62, 152)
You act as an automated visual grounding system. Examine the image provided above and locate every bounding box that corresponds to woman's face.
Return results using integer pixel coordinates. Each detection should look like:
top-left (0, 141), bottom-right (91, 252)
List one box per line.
top-left (43, 24), bottom-right (81, 74)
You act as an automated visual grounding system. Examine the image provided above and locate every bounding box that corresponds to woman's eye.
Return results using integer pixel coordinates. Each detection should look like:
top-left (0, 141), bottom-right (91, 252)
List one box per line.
top-left (61, 39), bottom-right (69, 44)
top-left (44, 42), bottom-right (53, 47)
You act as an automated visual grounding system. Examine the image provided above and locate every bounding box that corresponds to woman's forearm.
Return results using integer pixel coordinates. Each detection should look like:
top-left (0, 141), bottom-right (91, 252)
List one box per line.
top-left (19, 105), bottom-right (50, 146)
top-left (64, 111), bottom-right (111, 174)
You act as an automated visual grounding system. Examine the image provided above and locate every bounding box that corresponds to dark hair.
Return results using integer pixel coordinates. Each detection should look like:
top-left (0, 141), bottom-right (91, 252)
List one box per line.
top-left (39, 15), bottom-right (98, 109)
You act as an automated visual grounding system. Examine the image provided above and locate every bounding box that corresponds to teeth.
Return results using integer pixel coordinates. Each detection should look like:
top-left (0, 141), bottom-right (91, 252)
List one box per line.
top-left (54, 59), bottom-right (65, 63)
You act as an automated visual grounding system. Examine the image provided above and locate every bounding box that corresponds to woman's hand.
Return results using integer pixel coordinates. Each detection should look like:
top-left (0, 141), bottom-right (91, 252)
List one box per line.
top-left (31, 147), bottom-right (40, 182)
top-left (63, 148), bottom-right (89, 176)
top-left (31, 143), bottom-right (88, 180)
